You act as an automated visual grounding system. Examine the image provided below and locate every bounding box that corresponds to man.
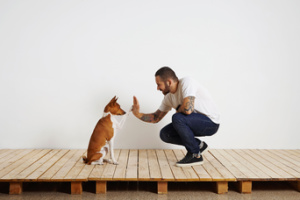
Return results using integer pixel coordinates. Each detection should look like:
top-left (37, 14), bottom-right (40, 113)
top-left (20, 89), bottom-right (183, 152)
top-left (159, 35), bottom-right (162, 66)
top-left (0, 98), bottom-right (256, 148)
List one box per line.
top-left (131, 66), bottom-right (220, 167)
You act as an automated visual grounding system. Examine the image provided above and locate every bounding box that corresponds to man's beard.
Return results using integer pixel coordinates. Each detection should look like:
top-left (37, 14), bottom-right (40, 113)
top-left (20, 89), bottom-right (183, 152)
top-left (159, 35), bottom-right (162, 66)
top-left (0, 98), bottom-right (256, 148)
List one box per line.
top-left (162, 82), bottom-right (170, 95)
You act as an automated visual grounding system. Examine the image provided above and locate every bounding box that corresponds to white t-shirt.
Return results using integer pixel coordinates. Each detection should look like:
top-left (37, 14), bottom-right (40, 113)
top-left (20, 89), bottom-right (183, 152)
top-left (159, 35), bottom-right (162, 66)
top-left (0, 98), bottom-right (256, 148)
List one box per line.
top-left (159, 77), bottom-right (220, 124)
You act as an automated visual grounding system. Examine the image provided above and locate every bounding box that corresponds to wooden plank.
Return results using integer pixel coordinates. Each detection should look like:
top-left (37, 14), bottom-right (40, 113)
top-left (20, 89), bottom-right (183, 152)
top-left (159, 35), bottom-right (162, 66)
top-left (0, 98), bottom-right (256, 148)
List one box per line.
top-left (164, 150), bottom-right (187, 181)
top-left (173, 150), bottom-right (199, 180)
top-left (0, 149), bottom-right (12, 160)
top-left (233, 149), bottom-right (271, 180)
top-left (77, 163), bottom-right (95, 180)
top-left (147, 150), bottom-right (162, 180)
top-left (249, 149), bottom-right (295, 180)
top-left (64, 150), bottom-right (87, 181)
top-left (236, 149), bottom-right (282, 179)
top-left (26, 149), bottom-right (68, 181)
top-left (221, 149), bottom-right (258, 180)
top-left (207, 150), bottom-right (241, 181)
top-left (0, 149), bottom-right (23, 164)
top-left (179, 149), bottom-right (213, 181)
top-left (113, 149), bottom-right (129, 180)
top-left (201, 155), bottom-right (224, 181)
top-left (100, 150), bottom-right (121, 180)
top-left (0, 149), bottom-right (7, 156)
top-left (156, 150), bottom-right (174, 181)
top-left (138, 150), bottom-right (150, 180)
top-left (2, 149), bottom-right (49, 180)
top-left (224, 149), bottom-right (260, 179)
top-left (267, 150), bottom-right (300, 173)
top-left (88, 164), bottom-right (104, 181)
top-left (0, 149), bottom-right (33, 179)
top-left (126, 150), bottom-right (138, 180)
top-left (52, 150), bottom-right (86, 181)
top-left (205, 151), bottom-right (236, 181)
top-left (261, 149), bottom-right (300, 178)
top-left (15, 149), bottom-right (60, 180)
top-left (287, 150), bottom-right (300, 161)
top-left (192, 164), bottom-right (212, 181)
top-left (38, 149), bottom-right (76, 180)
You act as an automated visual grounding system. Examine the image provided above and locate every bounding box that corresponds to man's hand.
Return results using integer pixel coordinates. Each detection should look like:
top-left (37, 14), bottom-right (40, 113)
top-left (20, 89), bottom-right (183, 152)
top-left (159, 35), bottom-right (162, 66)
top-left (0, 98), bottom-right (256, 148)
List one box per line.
top-left (131, 96), bottom-right (168, 123)
top-left (132, 96), bottom-right (142, 118)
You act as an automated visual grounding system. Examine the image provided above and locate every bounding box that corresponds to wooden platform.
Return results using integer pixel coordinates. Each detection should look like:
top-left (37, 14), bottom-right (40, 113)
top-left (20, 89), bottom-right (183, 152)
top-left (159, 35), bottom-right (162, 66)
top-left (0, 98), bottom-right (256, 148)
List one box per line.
top-left (0, 149), bottom-right (299, 195)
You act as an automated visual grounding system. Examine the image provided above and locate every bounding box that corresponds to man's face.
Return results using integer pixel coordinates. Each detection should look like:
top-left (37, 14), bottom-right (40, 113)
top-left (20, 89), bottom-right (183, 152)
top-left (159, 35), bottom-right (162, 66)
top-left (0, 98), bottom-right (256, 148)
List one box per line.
top-left (155, 76), bottom-right (170, 95)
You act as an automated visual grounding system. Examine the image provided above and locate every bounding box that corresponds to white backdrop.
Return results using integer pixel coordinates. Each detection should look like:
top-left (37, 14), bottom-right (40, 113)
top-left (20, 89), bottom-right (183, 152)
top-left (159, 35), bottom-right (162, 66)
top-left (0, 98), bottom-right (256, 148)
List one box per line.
top-left (0, 0), bottom-right (299, 149)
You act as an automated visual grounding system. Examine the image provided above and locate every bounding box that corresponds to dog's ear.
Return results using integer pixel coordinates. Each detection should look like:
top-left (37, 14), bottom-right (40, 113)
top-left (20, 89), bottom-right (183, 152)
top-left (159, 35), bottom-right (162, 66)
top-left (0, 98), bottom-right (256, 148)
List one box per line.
top-left (110, 96), bottom-right (116, 102)
top-left (110, 96), bottom-right (118, 105)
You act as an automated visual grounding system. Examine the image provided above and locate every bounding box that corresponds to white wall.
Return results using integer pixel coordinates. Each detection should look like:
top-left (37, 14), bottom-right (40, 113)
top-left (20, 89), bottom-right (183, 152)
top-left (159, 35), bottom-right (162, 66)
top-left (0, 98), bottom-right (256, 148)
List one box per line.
top-left (0, 0), bottom-right (299, 149)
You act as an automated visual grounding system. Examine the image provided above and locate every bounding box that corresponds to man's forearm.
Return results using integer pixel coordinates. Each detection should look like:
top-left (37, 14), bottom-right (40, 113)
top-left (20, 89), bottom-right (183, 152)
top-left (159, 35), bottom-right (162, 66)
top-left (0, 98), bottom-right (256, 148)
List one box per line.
top-left (134, 110), bottom-right (167, 124)
top-left (135, 113), bottom-right (160, 123)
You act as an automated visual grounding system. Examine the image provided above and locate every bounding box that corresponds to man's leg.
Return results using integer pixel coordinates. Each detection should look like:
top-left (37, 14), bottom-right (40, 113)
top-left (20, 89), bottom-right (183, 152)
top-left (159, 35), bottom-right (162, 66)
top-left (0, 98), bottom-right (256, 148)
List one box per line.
top-left (171, 113), bottom-right (219, 167)
top-left (160, 123), bottom-right (184, 146)
top-left (172, 112), bottom-right (219, 153)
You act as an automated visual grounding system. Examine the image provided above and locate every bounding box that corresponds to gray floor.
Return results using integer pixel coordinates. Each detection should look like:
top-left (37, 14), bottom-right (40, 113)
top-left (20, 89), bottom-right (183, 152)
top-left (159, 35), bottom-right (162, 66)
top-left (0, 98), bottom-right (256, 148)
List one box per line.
top-left (0, 181), bottom-right (299, 200)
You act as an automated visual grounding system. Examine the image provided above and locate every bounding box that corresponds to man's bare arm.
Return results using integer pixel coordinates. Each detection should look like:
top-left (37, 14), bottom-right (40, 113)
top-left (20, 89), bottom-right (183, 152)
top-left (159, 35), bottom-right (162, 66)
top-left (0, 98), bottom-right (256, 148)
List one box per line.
top-left (139, 109), bottom-right (168, 123)
top-left (177, 96), bottom-right (195, 115)
top-left (132, 96), bottom-right (168, 123)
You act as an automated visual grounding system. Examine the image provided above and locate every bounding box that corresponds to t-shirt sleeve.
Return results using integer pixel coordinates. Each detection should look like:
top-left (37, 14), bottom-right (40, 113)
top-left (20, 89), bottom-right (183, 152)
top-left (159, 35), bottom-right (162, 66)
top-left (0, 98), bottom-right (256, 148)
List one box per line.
top-left (158, 96), bottom-right (172, 112)
top-left (182, 77), bottom-right (197, 98)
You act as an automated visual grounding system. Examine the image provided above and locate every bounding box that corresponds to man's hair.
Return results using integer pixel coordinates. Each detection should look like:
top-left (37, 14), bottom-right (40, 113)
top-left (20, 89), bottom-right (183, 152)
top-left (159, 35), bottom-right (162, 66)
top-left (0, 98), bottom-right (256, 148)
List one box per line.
top-left (155, 66), bottom-right (179, 82)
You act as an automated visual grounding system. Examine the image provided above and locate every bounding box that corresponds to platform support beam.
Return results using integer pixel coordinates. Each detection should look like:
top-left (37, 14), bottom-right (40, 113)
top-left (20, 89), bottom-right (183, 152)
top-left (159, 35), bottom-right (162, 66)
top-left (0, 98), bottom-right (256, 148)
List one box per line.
top-left (157, 181), bottom-right (168, 194)
top-left (96, 181), bottom-right (107, 194)
top-left (9, 182), bottom-right (23, 195)
top-left (71, 181), bottom-right (82, 194)
top-left (237, 181), bottom-right (252, 193)
top-left (216, 181), bottom-right (228, 194)
top-left (289, 181), bottom-right (300, 192)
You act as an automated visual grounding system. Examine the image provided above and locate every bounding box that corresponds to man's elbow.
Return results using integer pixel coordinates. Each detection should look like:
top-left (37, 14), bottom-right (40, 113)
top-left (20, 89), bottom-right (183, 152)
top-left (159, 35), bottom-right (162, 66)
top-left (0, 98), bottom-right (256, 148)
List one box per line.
top-left (183, 110), bottom-right (193, 115)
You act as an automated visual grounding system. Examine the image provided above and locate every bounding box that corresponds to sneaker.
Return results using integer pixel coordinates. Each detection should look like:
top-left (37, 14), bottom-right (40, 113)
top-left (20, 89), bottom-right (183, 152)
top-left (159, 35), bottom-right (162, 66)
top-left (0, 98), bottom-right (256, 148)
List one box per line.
top-left (176, 152), bottom-right (203, 167)
top-left (200, 141), bottom-right (208, 154)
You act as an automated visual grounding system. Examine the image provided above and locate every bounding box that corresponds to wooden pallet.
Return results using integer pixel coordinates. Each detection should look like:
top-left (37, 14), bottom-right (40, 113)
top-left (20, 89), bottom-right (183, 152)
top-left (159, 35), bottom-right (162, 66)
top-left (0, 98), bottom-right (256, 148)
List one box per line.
top-left (0, 149), bottom-right (299, 195)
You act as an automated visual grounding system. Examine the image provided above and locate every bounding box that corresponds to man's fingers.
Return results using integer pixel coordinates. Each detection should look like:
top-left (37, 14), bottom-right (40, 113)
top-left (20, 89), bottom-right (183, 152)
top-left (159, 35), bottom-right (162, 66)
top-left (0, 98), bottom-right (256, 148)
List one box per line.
top-left (133, 96), bottom-right (139, 105)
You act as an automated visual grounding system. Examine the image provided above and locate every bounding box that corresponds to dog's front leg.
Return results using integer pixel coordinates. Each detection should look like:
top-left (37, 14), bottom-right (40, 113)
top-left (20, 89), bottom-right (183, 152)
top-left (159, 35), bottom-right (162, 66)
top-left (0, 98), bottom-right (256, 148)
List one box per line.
top-left (108, 138), bottom-right (118, 165)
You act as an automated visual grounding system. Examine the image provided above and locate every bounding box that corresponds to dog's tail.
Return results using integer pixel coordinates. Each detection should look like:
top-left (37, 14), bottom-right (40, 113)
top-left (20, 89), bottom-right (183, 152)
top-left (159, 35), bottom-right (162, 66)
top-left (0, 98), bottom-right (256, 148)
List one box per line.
top-left (82, 156), bottom-right (88, 164)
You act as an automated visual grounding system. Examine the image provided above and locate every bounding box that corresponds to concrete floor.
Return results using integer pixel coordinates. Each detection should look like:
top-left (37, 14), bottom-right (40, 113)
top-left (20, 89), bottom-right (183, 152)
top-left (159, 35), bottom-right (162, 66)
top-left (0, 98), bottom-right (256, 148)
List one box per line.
top-left (0, 181), bottom-right (299, 200)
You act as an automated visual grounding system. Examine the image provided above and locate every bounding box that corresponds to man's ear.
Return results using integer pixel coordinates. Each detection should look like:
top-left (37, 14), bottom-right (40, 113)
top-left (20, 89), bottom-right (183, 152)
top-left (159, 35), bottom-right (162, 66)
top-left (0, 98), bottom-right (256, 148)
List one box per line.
top-left (167, 79), bottom-right (172, 87)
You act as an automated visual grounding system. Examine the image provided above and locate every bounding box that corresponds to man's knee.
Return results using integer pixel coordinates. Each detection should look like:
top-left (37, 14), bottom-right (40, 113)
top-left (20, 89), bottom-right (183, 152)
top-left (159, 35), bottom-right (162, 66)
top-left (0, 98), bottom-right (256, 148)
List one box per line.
top-left (172, 113), bottom-right (186, 124)
top-left (159, 128), bottom-right (169, 143)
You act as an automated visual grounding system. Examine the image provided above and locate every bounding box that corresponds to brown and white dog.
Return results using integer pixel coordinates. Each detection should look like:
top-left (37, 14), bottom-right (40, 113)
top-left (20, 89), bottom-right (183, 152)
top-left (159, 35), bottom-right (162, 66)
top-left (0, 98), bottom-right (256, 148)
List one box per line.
top-left (83, 96), bottom-right (128, 165)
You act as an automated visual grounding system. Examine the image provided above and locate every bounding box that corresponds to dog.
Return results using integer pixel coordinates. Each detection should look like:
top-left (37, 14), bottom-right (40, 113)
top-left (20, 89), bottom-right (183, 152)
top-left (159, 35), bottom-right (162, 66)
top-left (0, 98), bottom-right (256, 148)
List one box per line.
top-left (83, 96), bottom-right (128, 165)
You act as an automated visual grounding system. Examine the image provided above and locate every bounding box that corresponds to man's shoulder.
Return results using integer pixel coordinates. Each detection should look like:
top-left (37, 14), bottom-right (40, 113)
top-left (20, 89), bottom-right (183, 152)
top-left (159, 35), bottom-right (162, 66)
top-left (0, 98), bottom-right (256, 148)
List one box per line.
top-left (180, 76), bottom-right (197, 85)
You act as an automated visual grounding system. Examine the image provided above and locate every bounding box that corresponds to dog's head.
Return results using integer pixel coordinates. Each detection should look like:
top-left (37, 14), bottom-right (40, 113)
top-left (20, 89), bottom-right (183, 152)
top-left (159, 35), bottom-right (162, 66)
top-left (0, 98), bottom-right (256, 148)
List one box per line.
top-left (104, 96), bottom-right (126, 115)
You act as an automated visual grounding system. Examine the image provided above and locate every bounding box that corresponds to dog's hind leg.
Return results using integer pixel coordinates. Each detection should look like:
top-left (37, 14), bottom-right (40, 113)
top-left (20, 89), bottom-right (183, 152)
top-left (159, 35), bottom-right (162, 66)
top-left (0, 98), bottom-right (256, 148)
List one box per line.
top-left (89, 153), bottom-right (103, 165)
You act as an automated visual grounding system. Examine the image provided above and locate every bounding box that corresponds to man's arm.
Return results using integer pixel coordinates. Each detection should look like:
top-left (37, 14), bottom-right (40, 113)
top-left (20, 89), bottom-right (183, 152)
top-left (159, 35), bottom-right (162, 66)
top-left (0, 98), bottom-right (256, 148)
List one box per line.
top-left (132, 96), bottom-right (168, 123)
top-left (177, 96), bottom-right (195, 115)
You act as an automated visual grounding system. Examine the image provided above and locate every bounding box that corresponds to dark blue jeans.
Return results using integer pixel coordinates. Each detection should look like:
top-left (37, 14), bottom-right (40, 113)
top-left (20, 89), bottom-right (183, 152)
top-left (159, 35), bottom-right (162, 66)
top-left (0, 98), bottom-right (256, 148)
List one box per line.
top-left (160, 113), bottom-right (219, 154)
